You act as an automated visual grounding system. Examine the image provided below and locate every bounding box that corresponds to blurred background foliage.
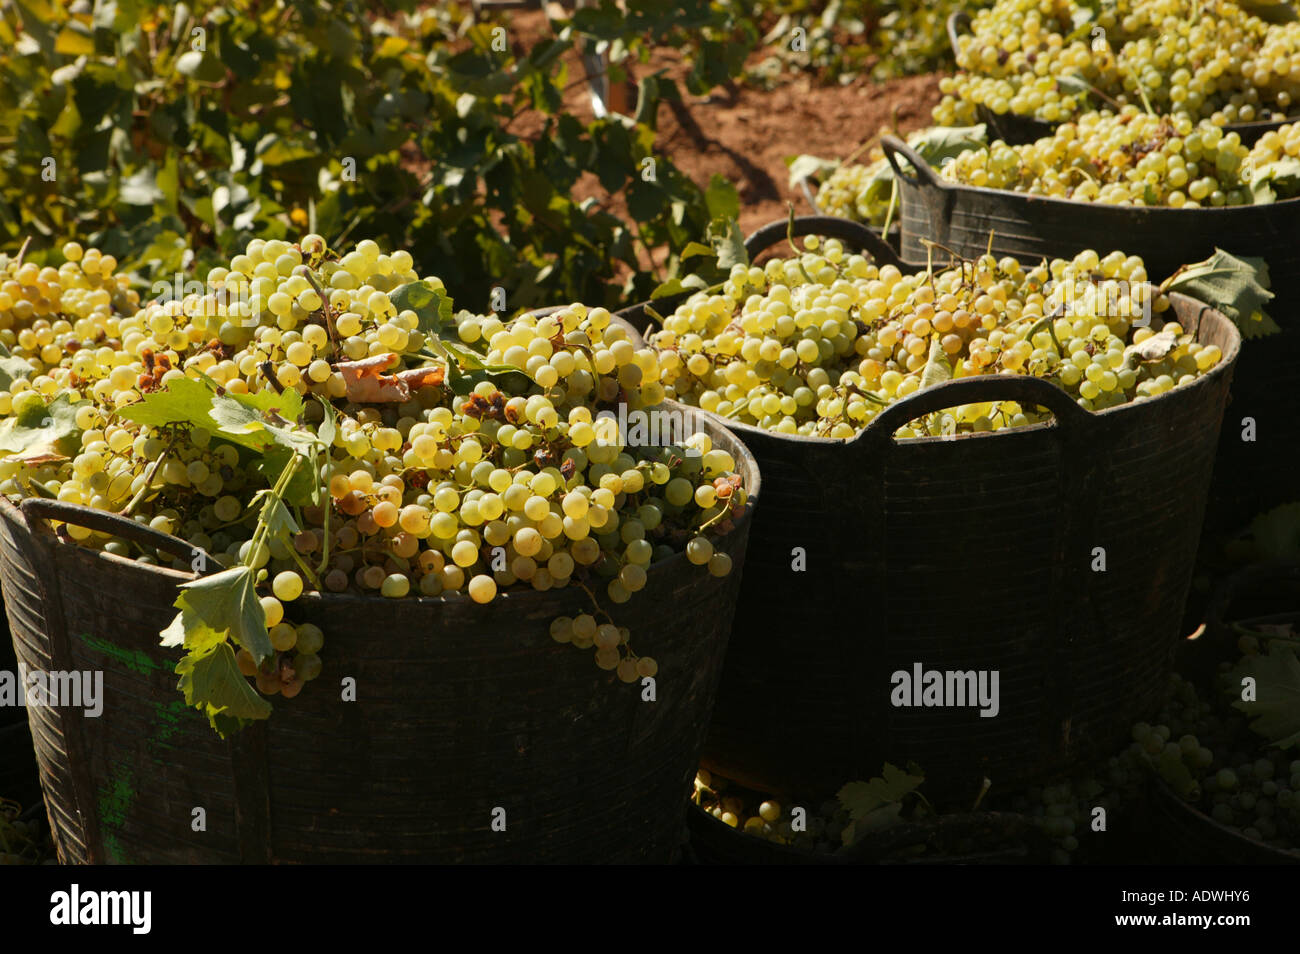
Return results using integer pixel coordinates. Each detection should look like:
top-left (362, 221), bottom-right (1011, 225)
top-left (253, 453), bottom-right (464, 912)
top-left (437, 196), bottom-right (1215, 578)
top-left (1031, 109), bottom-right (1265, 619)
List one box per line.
top-left (0, 0), bottom-right (968, 309)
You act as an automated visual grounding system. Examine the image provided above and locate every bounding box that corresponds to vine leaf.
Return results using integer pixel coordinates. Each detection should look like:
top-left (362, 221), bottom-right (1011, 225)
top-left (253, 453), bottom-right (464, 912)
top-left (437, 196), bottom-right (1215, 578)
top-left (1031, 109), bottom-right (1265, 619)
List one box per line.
top-left (837, 763), bottom-right (924, 845)
top-left (0, 392), bottom-right (85, 461)
top-left (162, 565), bottom-right (271, 663)
top-left (389, 280), bottom-right (453, 338)
top-left (175, 642), bottom-right (272, 736)
top-left (1163, 249), bottom-right (1278, 340)
top-left (920, 337), bottom-right (952, 390)
top-left (1226, 647), bottom-right (1300, 749)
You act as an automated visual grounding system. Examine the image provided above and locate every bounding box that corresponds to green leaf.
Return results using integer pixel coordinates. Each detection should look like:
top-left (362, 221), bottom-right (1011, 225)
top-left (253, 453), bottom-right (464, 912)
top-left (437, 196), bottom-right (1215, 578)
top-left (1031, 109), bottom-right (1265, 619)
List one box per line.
top-left (787, 153), bottom-right (840, 191)
top-left (53, 22), bottom-right (95, 57)
top-left (209, 387), bottom-right (306, 450)
top-left (909, 124), bottom-right (988, 166)
top-left (707, 216), bottom-right (747, 271)
top-left (173, 565), bottom-right (271, 662)
top-left (837, 763), bottom-right (925, 820)
top-left (920, 338), bottom-right (953, 390)
top-left (679, 242), bottom-right (715, 261)
top-left (704, 174), bottom-right (739, 221)
top-left (119, 375), bottom-right (220, 432)
top-left (837, 763), bottom-right (924, 847)
top-left (0, 393), bottom-right (84, 461)
top-left (175, 641), bottom-right (272, 736)
top-left (1249, 157), bottom-right (1300, 204)
top-left (649, 274), bottom-right (708, 299)
top-left (441, 340), bottom-right (534, 395)
top-left (253, 132), bottom-right (317, 167)
top-left (1165, 249), bottom-right (1278, 340)
top-left (0, 354), bottom-right (35, 391)
top-left (389, 280), bottom-right (454, 338)
top-left (1226, 647), bottom-right (1300, 749)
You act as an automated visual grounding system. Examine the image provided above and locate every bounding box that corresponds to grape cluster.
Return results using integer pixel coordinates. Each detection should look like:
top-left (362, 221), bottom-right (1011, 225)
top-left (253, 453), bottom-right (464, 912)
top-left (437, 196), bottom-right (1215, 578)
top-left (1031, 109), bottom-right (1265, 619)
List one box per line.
top-left (1133, 665), bottom-right (1300, 852)
top-left (934, 0), bottom-right (1298, 128)
top-left (941, 109), bottom-right (1252, 206)
top-left (0, 236), bottom-right (749, 694)
top-left (646, 239), bottom-right (1220, 439)
top-left (813, 157), bottom-right (897, 226)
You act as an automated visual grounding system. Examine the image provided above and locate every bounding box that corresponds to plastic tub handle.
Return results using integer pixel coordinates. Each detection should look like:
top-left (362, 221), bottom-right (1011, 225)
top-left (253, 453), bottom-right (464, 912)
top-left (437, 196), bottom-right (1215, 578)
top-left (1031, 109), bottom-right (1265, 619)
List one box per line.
top-left (19, 498), bottom-right (222, 571)
top-left (743, 214), bottom-right (906, 269)
top-left (854, 374), bottom-right (1093, 449)
top-left (946, 10), bottom-right (971, 59)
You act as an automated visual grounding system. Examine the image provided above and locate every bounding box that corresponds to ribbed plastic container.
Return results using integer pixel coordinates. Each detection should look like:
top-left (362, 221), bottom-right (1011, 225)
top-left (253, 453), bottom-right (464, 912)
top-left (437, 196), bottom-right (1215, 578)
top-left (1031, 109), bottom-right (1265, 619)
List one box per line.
top-left (0, 412), bottom-right (759, 864)
top-left (622, 216), bottom-right (1241, 802)
top-left (883, 133), bottom-right (1300, 533)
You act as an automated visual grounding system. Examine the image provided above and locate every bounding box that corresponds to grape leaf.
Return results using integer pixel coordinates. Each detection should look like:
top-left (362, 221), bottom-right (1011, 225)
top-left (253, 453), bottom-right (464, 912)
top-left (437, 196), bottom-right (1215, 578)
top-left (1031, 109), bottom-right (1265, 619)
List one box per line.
top-left (679, 241), bottom-right (716, 261)
top-left (0, 353), bottom-right (34, 390)
top-left (707, 216), bottom-right (748, 271)
top-left (389, 280), bottom-right (453, 338)
top-left (441, 340), bottom-right (534, 395)
top-left (1164, 249), bottom-right (1278, 340)
top-left (175, 641), bottom-right (272, 736)
top-left (167, 565), bottom-right (271, 663)
top-left (837, 763), bottom-right (924, 847)
top-left (787, 153), bottom-right (839, 188)
top-left (0, 392), bottom-right (85, 461)
top-left (1226, 647), bottom-right (1300, 749)
top-left (1249, 157), bottom-right (1300, 204)
top-left (119, 375), bottom-right (221, 433)
top-left (920, 337), bottom-right (952, 390)
top-left (649, 274), bottom-right (708, 299)
top-left (837, 763), bottom-right (925, 819)
top-left (704, 174), bottom-right (740, 222)
top-left (209, 387), bottom-right (309, 451)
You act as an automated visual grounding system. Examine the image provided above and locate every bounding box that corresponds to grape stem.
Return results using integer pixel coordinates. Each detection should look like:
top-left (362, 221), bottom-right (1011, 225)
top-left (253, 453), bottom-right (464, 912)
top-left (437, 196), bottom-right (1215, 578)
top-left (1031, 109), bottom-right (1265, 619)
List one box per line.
top-left (119, 427), bottom-right (181, 518)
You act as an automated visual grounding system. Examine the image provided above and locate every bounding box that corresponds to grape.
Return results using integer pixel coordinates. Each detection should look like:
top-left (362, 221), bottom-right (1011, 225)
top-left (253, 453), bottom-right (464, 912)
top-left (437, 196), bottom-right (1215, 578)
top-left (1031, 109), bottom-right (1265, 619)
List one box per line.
top-left (272, 571), bottom-right (303, 602)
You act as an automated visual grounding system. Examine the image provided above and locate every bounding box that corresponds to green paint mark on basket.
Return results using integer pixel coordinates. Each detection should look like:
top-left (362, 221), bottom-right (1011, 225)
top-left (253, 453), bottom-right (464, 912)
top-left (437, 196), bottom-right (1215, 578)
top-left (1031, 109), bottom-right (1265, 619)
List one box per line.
top-left (97, 764), bottom-right (135, 863)
top-left (78, 633), bottom-right (170, 676)
top-left (149, 699), bottom-right (191, 747)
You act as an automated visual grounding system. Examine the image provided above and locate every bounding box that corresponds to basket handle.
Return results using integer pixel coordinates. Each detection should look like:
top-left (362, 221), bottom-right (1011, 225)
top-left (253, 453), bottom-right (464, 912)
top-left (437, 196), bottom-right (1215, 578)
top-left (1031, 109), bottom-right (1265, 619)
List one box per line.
top-left (743, 215), bottom-right (906, 269)
top-left (852, 374), bottom-right (1092, 450)
top-left (20, 498), bottom-right (221, 570)
top-left (880, 135), bottom-right (949, 192)
top-left (946, 10), bottom-right (971, 59)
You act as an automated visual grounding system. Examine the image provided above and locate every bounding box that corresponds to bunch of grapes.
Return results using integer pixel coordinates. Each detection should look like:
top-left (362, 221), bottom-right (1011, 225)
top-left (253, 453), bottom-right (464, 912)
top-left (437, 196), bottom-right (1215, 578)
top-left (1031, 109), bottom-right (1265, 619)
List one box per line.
top-left (812, 157), bottom-right (897, 226)
top-left (0, 235), bottom-right (749, 698)
top-left (933, 0), bottom-right (1295, 128)
top-left (940, 109), bottom-right (1253, 206)
top-left (646, 238), bottom-right (1221, 439)
top-left (1132, 660), bottom-right (1300, 852)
